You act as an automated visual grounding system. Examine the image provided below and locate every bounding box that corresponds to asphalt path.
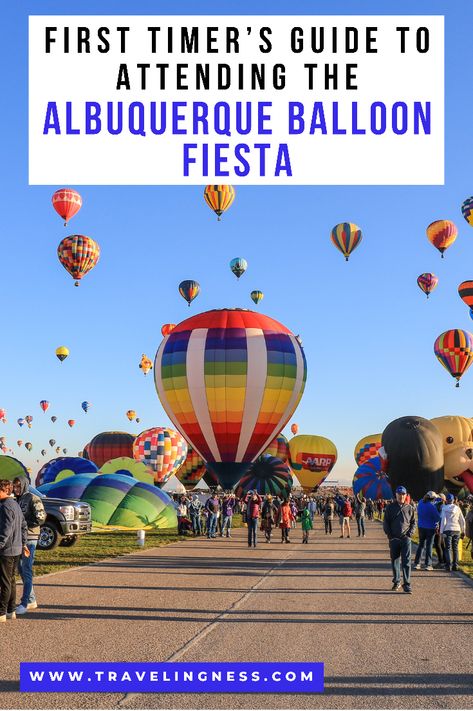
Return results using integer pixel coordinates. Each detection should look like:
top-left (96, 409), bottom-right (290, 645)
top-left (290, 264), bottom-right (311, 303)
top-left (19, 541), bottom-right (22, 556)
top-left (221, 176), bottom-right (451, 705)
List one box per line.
top-left (1, 516), bottom-right (472, 709)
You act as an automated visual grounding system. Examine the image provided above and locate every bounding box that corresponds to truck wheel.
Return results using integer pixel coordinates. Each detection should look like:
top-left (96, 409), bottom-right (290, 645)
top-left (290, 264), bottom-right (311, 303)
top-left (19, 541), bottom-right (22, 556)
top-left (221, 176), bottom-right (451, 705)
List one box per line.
top-left (38, 522), bottom-right (62, 550)
top-left (59, 535), bottom-right (79, 547)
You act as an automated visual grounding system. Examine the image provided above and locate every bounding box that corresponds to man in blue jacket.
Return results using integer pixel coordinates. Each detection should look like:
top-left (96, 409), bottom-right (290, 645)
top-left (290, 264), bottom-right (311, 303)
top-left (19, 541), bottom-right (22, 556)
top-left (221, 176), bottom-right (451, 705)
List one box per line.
top-left (383, 486), bottom-right (416, 593)
top-left (0, 480), bottom-right (29, 622)
top-left (413, 491), bottom-right (441, 571)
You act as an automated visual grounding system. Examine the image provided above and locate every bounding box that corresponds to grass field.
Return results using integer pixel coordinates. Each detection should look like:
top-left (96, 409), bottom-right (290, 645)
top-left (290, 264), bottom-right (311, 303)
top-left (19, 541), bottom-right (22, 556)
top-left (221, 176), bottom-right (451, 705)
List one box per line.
top-left (34, 514), bottom-right (244, 577)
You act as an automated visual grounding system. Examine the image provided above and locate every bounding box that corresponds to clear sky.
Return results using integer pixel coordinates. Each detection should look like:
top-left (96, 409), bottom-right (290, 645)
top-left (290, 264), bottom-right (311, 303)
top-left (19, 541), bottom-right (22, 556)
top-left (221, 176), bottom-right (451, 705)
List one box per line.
top-left (0, 0), bottom-right (471, 483)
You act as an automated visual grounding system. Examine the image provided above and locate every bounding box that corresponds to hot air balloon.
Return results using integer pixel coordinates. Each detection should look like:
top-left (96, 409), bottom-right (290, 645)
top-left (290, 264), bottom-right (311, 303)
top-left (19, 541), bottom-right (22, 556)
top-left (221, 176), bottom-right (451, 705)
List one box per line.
top-left (0, 409), bottom-right (6, 420)
top-left (458, 281), bottom-right (473, 309)
top-left (154, 308), bottom-right (307, 489)
top-left (35, 456), bottom-right (98, 487)
top-left (289, 435), bottom-right (337, 492)
top-left (25, 443), bottom-right (32, 452)
top-left (161, 323), bottom-right (176, 337)
top-left (52, 188), bottom-right (82, 226)
top-left (353, 456), bottom-right (393, 500)
top-left (126, 410), bottom-right (136, 422)
top-left (68, 419), bottom-right (75, 428)
top-left (49, 439), bottom-right (56, 447)
top-left (25, 416), bottom-right (33, 429)
top-left (40, 400), bottom-right (50, 413)
top-left (175, 446), bottom-right (207, 490)
top-left (87, 432), bottom-right (134, 468)
top-left (17, 440), bottom-right (23, 448)
top-left (179, 280), bottom-right (200, 307)
top-left (203, 184), bottom-right (235, 220)
top-left (41, 449), bottom-right (47, 456)
top-left (235, 455), bottom-right (293, 498)
top-left (100, 457), bottom-right (155, 485)
top-left (57, 235), bottom-right (100, 286)
top-left (17, 418), bottom-right (25, 427)
top-left (417, 273), bottom-right (438, 299)
top-left (133, 427), bottom-right (188, 487)
top-left (230, 257), bottom-right (247, 280)
top-left (51, 416), bottom-right (57, 423)
top-left (330, 222), bottom-right (362, 261)
top-left (354, 434), bottom-right (382, 467)
top-left (81, 401), bottom-right (90, 413)
top-left (0, 456), bottom-right (29, 481)
top-left (434, 329), bottom-right (473, 386)
top-left (139, 354), bottom-right (153, 376)
top-left (426, 220), bottom-right (458, 257)
top-left (63, 449), bottom-right (68, 454)
top-left (291, 423), bottom-right (299, 436)
top-left (136, 418), bottom-right (140, 423)
top-left (56, 346), bottom-right (69, 362)
top-left (461, 196), bottom-right (473, 227)
top-left (55, 447), bottom-right (61, 454)
top-left (262, 434), bottom-right (290, 463)
top-left (38, 473), bottom-right (177, 530)
top-left (250, 290), bottom-right (263, 305)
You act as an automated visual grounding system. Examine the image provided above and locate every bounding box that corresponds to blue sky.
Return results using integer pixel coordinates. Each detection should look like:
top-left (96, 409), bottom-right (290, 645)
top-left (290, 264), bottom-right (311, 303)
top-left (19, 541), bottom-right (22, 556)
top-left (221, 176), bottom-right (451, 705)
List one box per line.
top-left (0, 0), bottom-right (470, 483)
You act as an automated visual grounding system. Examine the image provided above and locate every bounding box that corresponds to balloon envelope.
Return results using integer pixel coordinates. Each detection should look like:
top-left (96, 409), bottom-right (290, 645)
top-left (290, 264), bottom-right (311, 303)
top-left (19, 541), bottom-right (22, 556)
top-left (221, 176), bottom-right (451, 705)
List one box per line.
top-left (230, 257), bottom-right (247, 279)
top-left (417, 273), bottom-right (438, 298)
top-left (289, 435), bottom-right (337, 491)
top-left (100, 457), bottom-right (155, 485)
top-left (331, 222), bottom-right (362, 261)
top-left (354, 434), bottom-right (382, 466)
top-left (434, 329), bottom-right (473, 385)
top-left (204, 184), bottom-right (235, 219)
top-left (0, 456), bottom-right (29, 481)
top-left (133, 427), bottom-right (187, 486)
top-left (262, 433), bottom-right (290, 463)
top-left (235, 455), bottom-right (293, 498)
top-left (175, 446), bottom-right (206, 490)
top-left (88, 432), bottom-right (135, 468)
top-left (155, 309), bottom-right (307, 489)
top-left (57, 235), bottom-right (100, 285)
top-left (426, 220), bottom-right (457, 256)
top-left (179, 280), bottom-right (200, 306)
top-left (353, 456), bottom-right (393, 500)
top-left (52, 188), bottom-right (82, 225)
top-left (36, 456), bottom-right (98, 487)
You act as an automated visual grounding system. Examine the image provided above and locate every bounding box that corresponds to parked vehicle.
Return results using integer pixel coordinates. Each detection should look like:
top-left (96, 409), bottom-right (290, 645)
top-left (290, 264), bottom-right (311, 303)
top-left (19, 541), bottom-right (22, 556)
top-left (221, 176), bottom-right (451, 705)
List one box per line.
top-left (29, 486), bottom-right (92, 550)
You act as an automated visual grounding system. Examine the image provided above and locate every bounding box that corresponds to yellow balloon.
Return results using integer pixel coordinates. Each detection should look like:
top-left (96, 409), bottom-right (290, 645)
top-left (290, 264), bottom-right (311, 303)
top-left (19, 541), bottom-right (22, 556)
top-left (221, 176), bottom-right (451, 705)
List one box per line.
top-left (353, 434), bottom-right (382, 466)
top-left (431, 415), bottom-right (473, 494)
top-left (289, 434), bottom-right (337, 491)
top-left (55, 346), bottom-right (69, 362)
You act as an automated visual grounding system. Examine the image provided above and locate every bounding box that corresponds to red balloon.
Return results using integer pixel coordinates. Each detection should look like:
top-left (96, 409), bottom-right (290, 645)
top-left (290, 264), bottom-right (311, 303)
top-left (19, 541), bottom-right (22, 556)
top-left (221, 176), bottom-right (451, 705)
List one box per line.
top-left (52, 188), bottom-right (82, 226)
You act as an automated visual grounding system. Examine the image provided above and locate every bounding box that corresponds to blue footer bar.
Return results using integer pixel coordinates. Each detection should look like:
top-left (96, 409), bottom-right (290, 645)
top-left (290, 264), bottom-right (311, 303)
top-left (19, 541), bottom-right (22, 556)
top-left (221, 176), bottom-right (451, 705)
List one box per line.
top-left (20, 662), bottom-right (324, 693)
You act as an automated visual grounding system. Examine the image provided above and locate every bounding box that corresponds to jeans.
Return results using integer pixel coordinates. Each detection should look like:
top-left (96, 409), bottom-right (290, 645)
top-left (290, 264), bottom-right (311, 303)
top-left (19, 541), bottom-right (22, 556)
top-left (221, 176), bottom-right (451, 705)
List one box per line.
top-left (0, 555), bottom-right (20, 615)
top-left (207, 513), bottom-right (217, 537)
top-left (247, 518), bottom-right (258, 546)
top-left (190, 513), bottom-right (201, 535)
top-left (221, 515), bottom-right (232, 536)
top-left (389, 537), bottom-right (412, 587)
top-left (414, 527), bottom-right (435, 567)
top-left (18, 541), bottom-right (37, 606)
top-left (356, 516), bottom-right (365, 536)
top-left (443, 531), bottom-right (460, 568)
top-left (434, 531), bottom-right (445, 564)
top-left (324, 518), bottom-right (332, 534)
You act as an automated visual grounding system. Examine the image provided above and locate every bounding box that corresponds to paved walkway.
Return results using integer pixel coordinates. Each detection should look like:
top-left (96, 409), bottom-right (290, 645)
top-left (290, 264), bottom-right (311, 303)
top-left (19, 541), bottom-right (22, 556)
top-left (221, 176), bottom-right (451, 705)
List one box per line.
top-left (1, 517), bottom-right (472, 709)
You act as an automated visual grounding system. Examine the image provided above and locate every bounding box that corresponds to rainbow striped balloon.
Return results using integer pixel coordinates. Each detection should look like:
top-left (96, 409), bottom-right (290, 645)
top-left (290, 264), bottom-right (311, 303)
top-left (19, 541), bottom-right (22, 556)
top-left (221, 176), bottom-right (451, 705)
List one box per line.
top-left (434, 329), bottom-right (473, 387)
top-left (204, 185), bottom-right (235, 220)
top-left (330, 222), bottom-right (362, 261)
top-left (155, 309), bottom-right (307, 489)
top-left (262, 433), bottom-right (290, 463)
top-left (176, 445), bottom-right (206, 490)
top-left (133, 427), bottom-right (187, 486)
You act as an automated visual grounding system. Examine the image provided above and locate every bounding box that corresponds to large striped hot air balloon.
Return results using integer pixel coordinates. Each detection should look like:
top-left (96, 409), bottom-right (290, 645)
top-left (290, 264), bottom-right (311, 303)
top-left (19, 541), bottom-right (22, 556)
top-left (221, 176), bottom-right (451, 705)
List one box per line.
top-left (417, 273), bottom-right (438, 299)
top-left (52, 188), bottom-right (82, 226)
top-left (133, 427), bottom-right (187, 487)
top-left (434, 329), bottom-right (473, 387)
top-left (154, 308), bottom-right (307, 490)
top-left (262, 433), bottom-right (290, 463)
top-left (330, 223), bottom-right (362, 261)
top-left (458, 281), bottom-right (473, 309)
top-left (204, 185), bottom-right (235, 220)
top-left (87, 432), bottom-right (135, 468)
top-left (426, 220), bottom-right (457, 257)
top-left (57, 235), bottom-right (100, 286)
top-left (289, 434), bottom-right (337, 492)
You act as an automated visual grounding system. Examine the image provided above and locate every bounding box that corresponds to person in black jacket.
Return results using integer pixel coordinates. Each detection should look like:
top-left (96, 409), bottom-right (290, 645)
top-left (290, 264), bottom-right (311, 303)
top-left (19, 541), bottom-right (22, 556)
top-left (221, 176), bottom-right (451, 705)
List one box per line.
top-left (0, 480), bottom-right (29, 622)
top-left (13, 475), bottom-right (46, 615)
top-left (383, 485), bottom-right (416, 593)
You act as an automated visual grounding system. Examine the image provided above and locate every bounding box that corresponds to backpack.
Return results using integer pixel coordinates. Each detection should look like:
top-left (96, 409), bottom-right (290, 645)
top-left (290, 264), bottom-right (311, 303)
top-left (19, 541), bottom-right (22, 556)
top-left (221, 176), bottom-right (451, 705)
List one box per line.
top-left (342, 501), bottom-right (352, 517)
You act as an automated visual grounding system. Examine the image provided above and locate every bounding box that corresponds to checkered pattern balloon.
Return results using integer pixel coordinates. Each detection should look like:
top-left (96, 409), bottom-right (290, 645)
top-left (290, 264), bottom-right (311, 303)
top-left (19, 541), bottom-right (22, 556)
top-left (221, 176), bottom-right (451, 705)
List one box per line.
top-left (57, 234), bottom-right (100, 285)
top-left (133, 427), bottom-right (188, 486)
top-left (354, 434), bottom-right (382, 466)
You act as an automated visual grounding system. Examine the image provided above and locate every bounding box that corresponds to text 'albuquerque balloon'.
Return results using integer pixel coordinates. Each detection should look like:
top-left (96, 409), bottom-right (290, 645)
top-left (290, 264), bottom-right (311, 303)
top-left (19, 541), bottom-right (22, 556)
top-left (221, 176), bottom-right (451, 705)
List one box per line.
top-left (154, 308), bottom-right (307, 489)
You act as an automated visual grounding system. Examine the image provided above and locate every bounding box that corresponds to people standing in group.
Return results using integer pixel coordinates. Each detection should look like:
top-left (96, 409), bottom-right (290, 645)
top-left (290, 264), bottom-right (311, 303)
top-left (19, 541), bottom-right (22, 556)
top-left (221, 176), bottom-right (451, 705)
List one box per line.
top-left (340, 497), bottom-right (352, 539)
top-left (301, 502), bottom-right (313, 544)
top-left (188, 495), bottom-right (203, 536)
top-left (221, 493), bottom-right (236, 538)
top-left (176, 496), bottom-right (188, 535)
top-left (205, 492), bottom-right (219, 539)
top-left (308, 498), bottom-right (317, 521)
top-left (383, 485), bottom-right (416, 593)
top-left (261, 494), bottom-right (278, 542)
top-left (278, 498), bottom-right (295, 543)
top-left (440, 493), bottom-right (466, 571)
top-left (12, 476), bottom-right (46, 615)
top-left (354, 496), bottom-right (366, 537)
top-left (0, 480), bottom-right (29, 622)
top-left (323, 498), bottom-right (334, 534)
top-left (413, 491), bottom-right (441, 571)
top-left (245, 491), bottom-right (262, 548)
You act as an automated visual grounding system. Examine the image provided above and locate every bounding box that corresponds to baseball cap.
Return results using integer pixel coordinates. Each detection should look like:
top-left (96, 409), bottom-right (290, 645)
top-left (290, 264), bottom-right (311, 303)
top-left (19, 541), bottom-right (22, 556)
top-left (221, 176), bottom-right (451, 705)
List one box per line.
top-left (446, 493), bottom-right (455, 503)
top-left (426, 491), bottom-right (437, 499)
top-left (395, 486), bottom-right (407, 494)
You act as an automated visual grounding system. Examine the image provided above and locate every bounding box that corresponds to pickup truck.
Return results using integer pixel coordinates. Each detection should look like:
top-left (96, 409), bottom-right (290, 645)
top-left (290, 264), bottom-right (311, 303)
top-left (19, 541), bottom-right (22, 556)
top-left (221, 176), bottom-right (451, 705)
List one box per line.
top-left (29, 485), bottom-right (92, 550)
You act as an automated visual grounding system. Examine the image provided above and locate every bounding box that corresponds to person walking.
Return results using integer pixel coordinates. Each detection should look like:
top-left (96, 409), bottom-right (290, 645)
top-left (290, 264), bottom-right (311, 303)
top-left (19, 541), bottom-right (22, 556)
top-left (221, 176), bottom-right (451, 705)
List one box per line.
top-left (0, 480), bottom-right (29, 622)
top-left (261, 494), bottom-right (277, 542)
top-left (205, 492), bottom-right (219, 539)
top-left (440, 493), bottom-right (466, 571)
top-left (355, 496), bottom-right (366, 537)
top-left (246, 491), bottom-right (262, 548)
top-left (383, 485), bottom-right (416, 593)
top-left (188, 495), bottom-right (203, 536)
top-left (278, 498), bottom-right (294, 543)
top-left (301, 503), bottom-right (313, 544)
top-left (12, 476), bottom-right (46, 615)
top-left (413, 491), bottom-right (441, 571)
top-left (221, 493), bottom-right (236, 538)
top-left (323, 498), bottom-right (334, 534)
top-left (340, 497), bottom-right (352, 538)
top-left (308, 497), bottom-right (317, 521)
